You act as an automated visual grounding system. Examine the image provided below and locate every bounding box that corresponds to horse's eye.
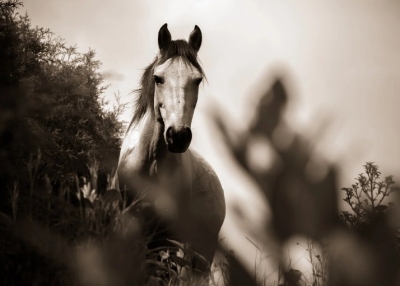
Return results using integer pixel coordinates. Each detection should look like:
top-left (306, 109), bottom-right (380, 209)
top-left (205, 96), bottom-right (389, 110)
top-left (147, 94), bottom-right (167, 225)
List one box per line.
top-left (194, 77), bottom-right (203, 85)
top-left (154, 75), bottom-right (164, 84)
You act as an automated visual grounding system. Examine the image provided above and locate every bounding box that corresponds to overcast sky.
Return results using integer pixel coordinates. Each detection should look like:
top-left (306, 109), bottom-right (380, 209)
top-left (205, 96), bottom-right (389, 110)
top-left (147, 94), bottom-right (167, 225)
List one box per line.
top-left (23, 0), bottom-right (400, 180)
top-left (23, 0), bottom-right (400, 278)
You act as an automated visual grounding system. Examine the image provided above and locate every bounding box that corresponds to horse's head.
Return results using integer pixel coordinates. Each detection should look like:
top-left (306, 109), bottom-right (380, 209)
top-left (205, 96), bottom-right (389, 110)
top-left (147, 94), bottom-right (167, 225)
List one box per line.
top-left (153, 24), bottom-right (204, 153)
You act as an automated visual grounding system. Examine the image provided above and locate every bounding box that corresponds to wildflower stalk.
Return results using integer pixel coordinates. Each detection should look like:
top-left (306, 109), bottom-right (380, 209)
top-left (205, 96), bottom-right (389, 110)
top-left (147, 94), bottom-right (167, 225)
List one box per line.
top-left (27, 149), bottom-right (42, 220)
top-left (10, 182), bottom-right (19, 222)
top-left (45, 175), bottom-right (52, 229)
top-left (341, 162), bottom-right (398, 230)
top-left (75, 174), bottom-right (84, 222)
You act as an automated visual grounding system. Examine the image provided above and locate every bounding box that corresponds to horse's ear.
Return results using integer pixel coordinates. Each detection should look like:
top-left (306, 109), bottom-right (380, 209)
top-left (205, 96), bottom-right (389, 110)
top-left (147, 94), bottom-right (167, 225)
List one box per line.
top-left (158, 23), bottom-right (171, 50)
top-left (188, 25), bottom-right (202, 52)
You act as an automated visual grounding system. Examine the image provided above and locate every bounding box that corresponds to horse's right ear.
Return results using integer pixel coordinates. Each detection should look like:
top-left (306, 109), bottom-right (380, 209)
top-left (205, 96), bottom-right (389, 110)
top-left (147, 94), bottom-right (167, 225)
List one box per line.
top-left (158, 23), bottom-right (171, 51)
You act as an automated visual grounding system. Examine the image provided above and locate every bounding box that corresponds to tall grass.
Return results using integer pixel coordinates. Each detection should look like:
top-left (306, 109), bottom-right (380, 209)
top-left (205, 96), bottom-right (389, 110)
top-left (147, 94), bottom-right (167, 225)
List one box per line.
top-left (0, 154), bottom-right (229, 285)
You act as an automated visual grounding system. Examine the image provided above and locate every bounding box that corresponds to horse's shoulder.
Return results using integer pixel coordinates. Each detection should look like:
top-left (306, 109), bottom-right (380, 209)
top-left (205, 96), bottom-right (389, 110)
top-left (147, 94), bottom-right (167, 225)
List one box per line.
top-left (117, 123), bottom-right (148, 187)
top-left (188, 149), bottom-right (224, 200)
top-left (119, 124), bottom-right (141, 160)
top-left (188, 148), bottom-right (226, 228)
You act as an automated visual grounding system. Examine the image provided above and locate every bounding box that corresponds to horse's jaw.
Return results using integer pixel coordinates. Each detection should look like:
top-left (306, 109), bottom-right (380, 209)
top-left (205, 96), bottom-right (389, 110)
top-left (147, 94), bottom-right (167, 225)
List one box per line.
top-left (166, 144), bottom-right (190, 153)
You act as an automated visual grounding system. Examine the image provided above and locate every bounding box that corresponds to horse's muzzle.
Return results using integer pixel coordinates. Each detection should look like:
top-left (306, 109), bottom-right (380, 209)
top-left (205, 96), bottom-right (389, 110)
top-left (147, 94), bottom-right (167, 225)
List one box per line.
top-left (166, 126), bottom-right (192, 153)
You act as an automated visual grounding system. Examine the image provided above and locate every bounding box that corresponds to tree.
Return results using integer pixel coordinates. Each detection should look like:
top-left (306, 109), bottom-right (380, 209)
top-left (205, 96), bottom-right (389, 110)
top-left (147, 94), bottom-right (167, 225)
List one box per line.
top-left (0, 0), bottom-right (124, 196)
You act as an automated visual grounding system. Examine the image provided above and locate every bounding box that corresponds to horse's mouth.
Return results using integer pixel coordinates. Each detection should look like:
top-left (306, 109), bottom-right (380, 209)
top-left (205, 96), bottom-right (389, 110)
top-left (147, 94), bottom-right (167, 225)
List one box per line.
top-left (166, 140), bottom-right (191, 153)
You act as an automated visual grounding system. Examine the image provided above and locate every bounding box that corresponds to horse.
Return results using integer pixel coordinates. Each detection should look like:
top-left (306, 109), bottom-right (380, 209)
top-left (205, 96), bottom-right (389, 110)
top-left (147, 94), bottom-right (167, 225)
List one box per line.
top-left (115, 23), bottom-right (226, 273)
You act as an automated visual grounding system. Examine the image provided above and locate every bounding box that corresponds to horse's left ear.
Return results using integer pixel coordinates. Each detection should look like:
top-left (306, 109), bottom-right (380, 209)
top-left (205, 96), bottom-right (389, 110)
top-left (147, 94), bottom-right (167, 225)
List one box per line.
top-left (189, 25), bottom-right (202, 52)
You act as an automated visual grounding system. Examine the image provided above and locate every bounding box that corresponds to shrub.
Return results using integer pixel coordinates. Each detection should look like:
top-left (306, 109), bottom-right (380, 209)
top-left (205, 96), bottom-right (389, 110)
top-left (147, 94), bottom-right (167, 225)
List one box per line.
top-left (340, 162), bottom-right (398, 231)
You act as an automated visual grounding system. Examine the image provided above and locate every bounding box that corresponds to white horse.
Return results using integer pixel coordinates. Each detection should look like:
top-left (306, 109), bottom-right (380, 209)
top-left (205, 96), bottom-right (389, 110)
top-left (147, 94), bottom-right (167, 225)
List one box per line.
top-left (115, 24), bottom-right (225, 272)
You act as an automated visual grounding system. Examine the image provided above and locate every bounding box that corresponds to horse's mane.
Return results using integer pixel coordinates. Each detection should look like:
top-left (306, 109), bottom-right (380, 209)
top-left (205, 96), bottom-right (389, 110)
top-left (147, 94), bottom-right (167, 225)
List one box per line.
top-left (129, 40), bottom-right (205, 129)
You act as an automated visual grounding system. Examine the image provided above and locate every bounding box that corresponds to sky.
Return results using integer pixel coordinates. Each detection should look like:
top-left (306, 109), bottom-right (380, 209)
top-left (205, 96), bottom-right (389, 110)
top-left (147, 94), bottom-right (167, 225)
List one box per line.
top-left (23, 0), bottom-right (400, 280)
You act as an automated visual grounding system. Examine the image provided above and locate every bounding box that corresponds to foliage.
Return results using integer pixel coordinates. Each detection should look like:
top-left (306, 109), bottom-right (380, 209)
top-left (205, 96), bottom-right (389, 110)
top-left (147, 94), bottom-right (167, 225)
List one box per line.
top-left (0, 3), bottom-right (130, 283)
top-left (340, 162), bottom-right (398, 231)
top-left (0, 0), bottom-right (124, 191)
top-left (0, 156), bottom-right (218, 285)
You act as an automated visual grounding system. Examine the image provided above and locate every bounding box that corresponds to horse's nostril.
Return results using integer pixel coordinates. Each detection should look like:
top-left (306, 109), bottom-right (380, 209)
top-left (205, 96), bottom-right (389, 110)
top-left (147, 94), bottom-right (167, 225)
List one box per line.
top-left (166, 127), bottom-right (173, 138)
top-left (166, 127), bottom-right (174, 144)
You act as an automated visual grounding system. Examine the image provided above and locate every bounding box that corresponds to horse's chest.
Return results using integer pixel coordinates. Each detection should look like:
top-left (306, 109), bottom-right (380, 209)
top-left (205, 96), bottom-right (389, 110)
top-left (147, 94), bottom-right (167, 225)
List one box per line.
top-left (157, 153), bottom-right (193, 187)
top-left (150, 154), bottom-right (194, 217)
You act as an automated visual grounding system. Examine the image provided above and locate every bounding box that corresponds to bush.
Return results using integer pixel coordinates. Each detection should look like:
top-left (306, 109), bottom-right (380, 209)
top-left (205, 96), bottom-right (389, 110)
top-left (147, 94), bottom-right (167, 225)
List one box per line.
top-left (0, 0), bottom-right (124, 195)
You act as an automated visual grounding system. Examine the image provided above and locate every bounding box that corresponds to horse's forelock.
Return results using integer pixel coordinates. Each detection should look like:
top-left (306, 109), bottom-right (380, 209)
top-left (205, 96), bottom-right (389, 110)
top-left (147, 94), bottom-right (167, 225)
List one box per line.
top-left (157, 40), bottom-right (205, 77)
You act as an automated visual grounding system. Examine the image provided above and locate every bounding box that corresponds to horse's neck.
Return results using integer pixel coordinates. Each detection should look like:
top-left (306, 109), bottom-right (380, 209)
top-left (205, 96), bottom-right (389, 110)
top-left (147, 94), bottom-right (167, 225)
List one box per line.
top-left (136, 113), bottom-right (164, 176)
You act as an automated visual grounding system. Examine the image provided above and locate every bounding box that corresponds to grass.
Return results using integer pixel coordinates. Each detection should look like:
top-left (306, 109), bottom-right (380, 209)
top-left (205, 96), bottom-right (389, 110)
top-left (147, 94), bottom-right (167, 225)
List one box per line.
top-left (1, 148), bottom-right (398, 286)
top-left (0, 155), bottom-right (230, 285)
